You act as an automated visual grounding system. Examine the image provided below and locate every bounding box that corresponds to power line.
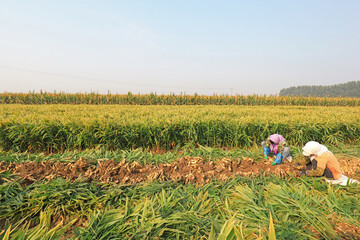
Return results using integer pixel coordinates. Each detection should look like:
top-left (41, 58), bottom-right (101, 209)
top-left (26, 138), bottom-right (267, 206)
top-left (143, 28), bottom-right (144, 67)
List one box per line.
top-left (0, 65), bottom-right (161, 87)
top-left (0, 65), bottom-right (233, 91)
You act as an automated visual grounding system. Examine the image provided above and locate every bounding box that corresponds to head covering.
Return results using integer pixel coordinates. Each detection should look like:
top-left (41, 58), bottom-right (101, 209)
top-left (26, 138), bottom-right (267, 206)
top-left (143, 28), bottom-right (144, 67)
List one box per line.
top-left (269, 134), bottom-right (285, 145)
top-left (302, 141), bottom-right (329, 156)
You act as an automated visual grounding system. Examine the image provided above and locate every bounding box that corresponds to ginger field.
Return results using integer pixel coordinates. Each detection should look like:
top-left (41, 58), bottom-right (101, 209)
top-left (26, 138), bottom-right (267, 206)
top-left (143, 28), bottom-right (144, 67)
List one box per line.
top-left (0, 105), bottom-right (359, 152)
top-left (1, 104), bottom-right (360, 239)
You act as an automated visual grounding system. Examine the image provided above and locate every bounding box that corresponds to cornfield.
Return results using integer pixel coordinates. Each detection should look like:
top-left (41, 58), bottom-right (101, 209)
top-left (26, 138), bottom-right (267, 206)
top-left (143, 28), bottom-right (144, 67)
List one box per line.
top-left (0, 105), bottom-right (359, 152)
top-left (1, 92), bottom-right (359, 106)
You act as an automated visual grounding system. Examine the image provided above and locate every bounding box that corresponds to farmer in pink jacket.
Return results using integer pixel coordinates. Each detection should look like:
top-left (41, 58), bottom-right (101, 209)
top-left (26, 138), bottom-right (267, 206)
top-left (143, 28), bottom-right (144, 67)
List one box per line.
top-left (261, 134), bottom-right (292, 165)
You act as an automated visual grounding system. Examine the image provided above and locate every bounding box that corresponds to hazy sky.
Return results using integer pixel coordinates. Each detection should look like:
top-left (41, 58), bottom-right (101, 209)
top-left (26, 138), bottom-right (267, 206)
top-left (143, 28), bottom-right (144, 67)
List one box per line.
top-left (0, 0), bottom-right (359, 95)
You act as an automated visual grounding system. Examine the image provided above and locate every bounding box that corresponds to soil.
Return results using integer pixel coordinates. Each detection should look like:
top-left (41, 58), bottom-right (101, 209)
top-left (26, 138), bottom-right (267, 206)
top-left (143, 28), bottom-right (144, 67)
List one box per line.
top-left (306, 213), bottom-right (360, 239)
top-left (1, 156), bottom-right (359, 185)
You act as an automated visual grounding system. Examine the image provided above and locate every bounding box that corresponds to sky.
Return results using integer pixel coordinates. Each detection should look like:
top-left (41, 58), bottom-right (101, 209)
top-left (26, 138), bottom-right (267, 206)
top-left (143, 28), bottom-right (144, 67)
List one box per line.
top-left (0, 0), bottom-right (359, 95)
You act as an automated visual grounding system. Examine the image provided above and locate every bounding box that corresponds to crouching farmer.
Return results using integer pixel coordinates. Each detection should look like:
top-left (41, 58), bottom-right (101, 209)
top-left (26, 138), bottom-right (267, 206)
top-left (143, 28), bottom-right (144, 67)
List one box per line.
top-left (300, 141), bottom-right (341, 180)
top-left (261, 134), bottom-right (291, 165)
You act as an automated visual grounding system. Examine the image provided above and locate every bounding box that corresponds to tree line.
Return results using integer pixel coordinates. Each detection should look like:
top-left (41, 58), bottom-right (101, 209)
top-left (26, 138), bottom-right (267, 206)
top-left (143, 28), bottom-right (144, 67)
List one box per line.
top-left (279, 81), bottom-right (360, 97)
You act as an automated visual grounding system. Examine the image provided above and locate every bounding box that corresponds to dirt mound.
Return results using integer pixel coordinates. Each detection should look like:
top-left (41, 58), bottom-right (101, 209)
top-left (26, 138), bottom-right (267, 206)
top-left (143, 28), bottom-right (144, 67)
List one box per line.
top-left (1, 156), bottom-right (359, 185)
top-left (0, 157), bottom-right (298, 184)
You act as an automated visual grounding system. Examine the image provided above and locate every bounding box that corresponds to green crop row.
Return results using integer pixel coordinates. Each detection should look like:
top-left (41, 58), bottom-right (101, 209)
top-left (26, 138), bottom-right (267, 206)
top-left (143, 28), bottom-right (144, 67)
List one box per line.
top-left (1, 121), bottom-right (359, 153)
top-left (0, 105), bottom-right (359, 152)
top-left (1, 92), bottom-right (359, 106)
top-left (1, 176), bottom-right (360, 239)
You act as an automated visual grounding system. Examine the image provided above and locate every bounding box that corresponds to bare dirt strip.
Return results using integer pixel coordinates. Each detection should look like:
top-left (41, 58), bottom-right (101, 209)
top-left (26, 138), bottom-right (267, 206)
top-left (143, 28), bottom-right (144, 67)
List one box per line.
top-left (1, 156), bottom-right (360, 185)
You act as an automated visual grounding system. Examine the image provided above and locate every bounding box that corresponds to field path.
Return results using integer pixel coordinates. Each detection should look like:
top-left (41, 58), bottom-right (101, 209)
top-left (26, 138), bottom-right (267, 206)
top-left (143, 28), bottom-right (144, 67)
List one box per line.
top-left (2, 156), bottom-right (359, 184)
top-left (1, 157), bottom-right (297, 184)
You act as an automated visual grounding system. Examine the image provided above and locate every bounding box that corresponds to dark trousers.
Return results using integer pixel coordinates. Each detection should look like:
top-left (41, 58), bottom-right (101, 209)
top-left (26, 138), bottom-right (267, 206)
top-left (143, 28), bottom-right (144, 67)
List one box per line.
top-left (306, 160), bottom-right (334, 179)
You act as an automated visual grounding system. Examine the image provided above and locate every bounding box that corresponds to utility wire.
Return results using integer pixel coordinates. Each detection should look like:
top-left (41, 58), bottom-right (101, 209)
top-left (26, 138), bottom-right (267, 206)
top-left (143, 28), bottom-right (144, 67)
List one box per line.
top-left (0, 65), bottom-right (232, 90)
